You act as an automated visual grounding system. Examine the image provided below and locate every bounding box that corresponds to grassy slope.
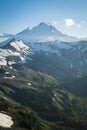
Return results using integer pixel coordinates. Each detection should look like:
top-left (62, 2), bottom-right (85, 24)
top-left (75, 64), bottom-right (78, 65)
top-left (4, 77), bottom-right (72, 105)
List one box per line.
top-left (0, 97), bottom-right (86, 130)
top-left (0, 66), bottom-right (87, 130)
top-left (60, 75), bottom-right (87, 98)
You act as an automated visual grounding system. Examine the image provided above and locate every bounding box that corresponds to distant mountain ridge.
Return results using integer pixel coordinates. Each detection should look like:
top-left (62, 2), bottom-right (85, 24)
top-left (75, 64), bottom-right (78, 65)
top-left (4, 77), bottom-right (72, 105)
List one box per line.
top-left (15, 22), bottom-right (79, 42)
top-left (0, 33), bottom-right (14, 43)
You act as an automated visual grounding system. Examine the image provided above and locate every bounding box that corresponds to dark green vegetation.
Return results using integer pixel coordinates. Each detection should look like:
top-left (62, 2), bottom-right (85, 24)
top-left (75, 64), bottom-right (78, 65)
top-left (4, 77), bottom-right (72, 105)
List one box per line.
top-left (0, 98), bottom-right (85, 130)
top-left (60, 75), bottom-right (87, 98)
top-left (0, 65), bottom-right (87, 130)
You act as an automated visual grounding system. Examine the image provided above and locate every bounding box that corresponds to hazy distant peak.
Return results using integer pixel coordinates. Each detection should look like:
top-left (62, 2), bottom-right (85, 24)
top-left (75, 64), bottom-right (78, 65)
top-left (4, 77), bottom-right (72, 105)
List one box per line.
top-left (36, 22), bottom-right (58, 30)
top-left (15, 22), bottom-right (79, 42)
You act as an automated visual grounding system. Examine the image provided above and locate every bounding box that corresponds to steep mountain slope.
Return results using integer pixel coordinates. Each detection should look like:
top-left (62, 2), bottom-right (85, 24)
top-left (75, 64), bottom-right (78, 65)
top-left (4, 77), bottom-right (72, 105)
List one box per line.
top-left (25, 40), bottom-right (87, 82)
top-left (61, 74), bottom-right (87, 97)
top-left (0, 22), bottom-right (87, 130)
top-left (0, 24), bottom-right (87, 97)
top-left (0, 66), bottom-right (87, 130)
top-left (0, 40), bottom-right (31, 66)
top-left (1, 38), bottom-right (87, 82)
top-left (11, 23), bottom-right (87, 82)
top-left (1, 97), bottom-right (86, 130)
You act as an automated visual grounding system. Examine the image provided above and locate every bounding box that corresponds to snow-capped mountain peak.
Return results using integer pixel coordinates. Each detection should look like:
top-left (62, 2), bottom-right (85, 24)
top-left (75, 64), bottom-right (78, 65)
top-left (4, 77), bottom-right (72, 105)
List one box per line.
top-left (15, 22), bottom-right (78, 43)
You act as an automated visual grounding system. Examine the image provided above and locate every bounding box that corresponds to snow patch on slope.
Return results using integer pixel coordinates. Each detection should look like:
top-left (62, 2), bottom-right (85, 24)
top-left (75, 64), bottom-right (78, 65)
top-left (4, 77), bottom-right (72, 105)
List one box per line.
top-left (4, 75), bottom-right (15, 79)
top-left (0, 56), bottom-right (7, 66)
top-left (29, 41), bottom-right (72, 56)
top-left (0, 40), bottom-right (31, 66)
top-left (30, 42), bottom-right (61, 56)
top-left (0, 112), bottom-right (13, 128)
top-left (10, 40), bottom-right (30, 52)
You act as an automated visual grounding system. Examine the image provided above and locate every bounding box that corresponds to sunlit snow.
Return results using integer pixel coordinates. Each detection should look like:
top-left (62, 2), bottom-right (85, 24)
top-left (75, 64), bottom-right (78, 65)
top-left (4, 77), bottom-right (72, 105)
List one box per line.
top-left (0, 112), bottom-right (14, 128)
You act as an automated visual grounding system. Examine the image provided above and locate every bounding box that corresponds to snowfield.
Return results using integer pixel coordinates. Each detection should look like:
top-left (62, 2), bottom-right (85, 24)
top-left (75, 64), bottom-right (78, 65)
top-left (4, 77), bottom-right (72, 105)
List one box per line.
top-left (0, 112), bottom-right (14, 128)
top-left (0, 40), bottom-right (31, 66)
top-left (10, 40), bottom-right (30, 53)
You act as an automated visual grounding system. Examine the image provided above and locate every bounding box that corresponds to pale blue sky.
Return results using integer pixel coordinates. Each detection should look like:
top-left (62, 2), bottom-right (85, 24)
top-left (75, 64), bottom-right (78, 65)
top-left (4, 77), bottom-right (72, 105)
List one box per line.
top-left (0, 0), bottom-right (87, 38)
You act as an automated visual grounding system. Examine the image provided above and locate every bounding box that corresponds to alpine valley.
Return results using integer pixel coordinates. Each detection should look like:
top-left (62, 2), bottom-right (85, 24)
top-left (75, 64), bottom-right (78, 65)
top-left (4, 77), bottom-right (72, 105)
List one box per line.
top-left (0, 22), bottom-right (87, 130)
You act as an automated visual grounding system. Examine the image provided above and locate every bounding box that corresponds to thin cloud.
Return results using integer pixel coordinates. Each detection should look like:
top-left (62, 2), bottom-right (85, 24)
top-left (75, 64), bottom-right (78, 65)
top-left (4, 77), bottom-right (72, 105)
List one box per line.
top-left (64, 19), bottom-right (75, 27)
top-left (81, 20), bottom-right (86, 24)
top-left (52, 21), bottom-right (59, 26)
top-left (76, 20), bottom-right (86, 28)
top-left (76, 23), bottom-right (81, 28)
